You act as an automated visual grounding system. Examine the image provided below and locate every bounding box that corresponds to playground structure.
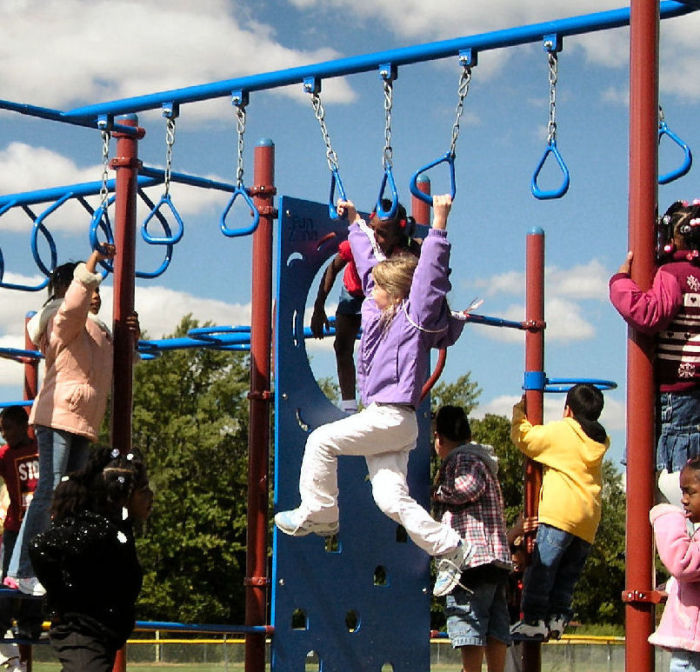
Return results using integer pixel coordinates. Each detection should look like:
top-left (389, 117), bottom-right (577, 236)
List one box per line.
top-left (0, 1), bottom-right (696, 670)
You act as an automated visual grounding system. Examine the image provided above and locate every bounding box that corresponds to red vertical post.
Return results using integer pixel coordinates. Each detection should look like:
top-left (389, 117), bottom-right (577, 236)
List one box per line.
top-left (21, 314), bottom-right (37, 671)
top-left (522, 227), bottom-right (545, 672)
top-left (411, 174), bottom-right (431, 226)
top-left (109, 115), bottom-right (144, 672)
top-left (245, 139), bottom-right (275, 672)
top-left (625, 2), bottom-right (659, 671)
top-left (110, 115), bottom-right (144, 457)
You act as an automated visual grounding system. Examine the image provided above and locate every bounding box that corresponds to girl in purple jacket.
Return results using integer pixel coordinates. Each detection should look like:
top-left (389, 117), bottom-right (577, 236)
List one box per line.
top-left (610, 200), bottom-right (700, 505)
top-left (275, 194), bottom-right (472, 597)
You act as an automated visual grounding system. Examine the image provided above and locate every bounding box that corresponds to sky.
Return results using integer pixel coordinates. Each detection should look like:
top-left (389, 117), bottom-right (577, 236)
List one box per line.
top-left (1, 0), bottom-right (700, 468)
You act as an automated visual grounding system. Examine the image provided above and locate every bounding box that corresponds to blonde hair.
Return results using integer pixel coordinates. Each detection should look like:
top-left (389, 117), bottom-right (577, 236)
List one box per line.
top-left (372, 253), bottom-right (418, 325)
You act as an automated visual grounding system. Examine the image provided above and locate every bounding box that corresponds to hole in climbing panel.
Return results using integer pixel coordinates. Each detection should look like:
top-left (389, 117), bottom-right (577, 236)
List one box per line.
top-left (305, 650), bottom-right (321, 671)
top-left (324, 534), bottom-right (341, 553)
top-left (291, 608), bottom-right (308, 630)
top-left (345, 610), bottom-right (360, 633)
top-left (292, 309), bottom-right (299, 348)
top-left (396, 525), bottom-right (408, 543)
top-left (286, 251), bottom-right (304, 267)
top-left (295, 408), bottom-right (310, 432)
top-left (381, 664), bottom-right (395, 672)
top-left (374, 565), bottom-right (388, 587)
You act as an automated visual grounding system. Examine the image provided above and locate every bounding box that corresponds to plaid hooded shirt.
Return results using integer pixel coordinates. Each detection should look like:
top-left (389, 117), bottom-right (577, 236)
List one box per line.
top-left (432, 442), bottom-right (512, 570)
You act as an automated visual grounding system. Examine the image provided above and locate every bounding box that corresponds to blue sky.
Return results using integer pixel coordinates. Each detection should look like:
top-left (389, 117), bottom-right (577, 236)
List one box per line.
top-left (1, 0), bottom-right (700, 466)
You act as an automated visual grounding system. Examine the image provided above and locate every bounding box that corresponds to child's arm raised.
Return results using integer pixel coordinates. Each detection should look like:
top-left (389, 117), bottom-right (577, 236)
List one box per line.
top-left (406, 194), bottom-right (453, 327)
top-left (54, 245), bottom-right (115, 343)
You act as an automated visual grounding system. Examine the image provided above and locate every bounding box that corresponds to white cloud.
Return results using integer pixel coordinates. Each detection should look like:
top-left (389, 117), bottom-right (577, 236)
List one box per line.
top-left (545, 259), bottom-right (609, 300)
top-left (0, 0), bottom-right (355, 115)
top-left (0, 142), bottom-right (231, 233)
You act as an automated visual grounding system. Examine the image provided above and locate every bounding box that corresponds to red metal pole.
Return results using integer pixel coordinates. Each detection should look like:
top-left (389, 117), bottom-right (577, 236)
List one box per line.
top-left (109, 115), bottom-right (144, 672)
top-left (21, 315), bottom-right (37, 671)
top-left (244, 139), bottom-right (275, 672)
top-left (522, 227), bottom-right (545, 672)
top-left (110, 115), bottom-right (143, 457)
top-left (625, 2), bottom-right (659, 671)
top-left (410, 174), bottom-right (431, 226)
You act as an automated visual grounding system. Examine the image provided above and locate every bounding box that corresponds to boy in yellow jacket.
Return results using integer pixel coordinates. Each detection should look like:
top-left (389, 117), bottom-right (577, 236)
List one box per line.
top-left (509, 384), bottom-right (609, 641)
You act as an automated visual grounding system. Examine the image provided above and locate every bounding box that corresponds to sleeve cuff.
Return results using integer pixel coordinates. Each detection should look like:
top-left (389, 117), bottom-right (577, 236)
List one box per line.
top-left (74, 262), bottom-right (102, 288)
top-left (428, 228), bottom-right (448, 239)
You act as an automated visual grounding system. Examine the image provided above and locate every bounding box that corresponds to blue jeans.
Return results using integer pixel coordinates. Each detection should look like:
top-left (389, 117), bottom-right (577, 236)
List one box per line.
top-left (657, 390), bottom-right (700, 472)
top-left (446, 574), bottom-right (512, 647)
top-left (670, 650), bottom-right (700, 672)
top-left (521, 523), bottom-right (591, 622)
top-left (8, 426), bottom-right (90, 579)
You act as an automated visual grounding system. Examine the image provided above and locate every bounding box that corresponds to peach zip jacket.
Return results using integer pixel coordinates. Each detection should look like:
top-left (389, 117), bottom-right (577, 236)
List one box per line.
top-left (27, 263), bottom-right (113, 442)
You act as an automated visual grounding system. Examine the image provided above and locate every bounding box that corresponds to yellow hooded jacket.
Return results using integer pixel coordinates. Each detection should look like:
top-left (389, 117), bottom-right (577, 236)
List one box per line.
top-left (510, 400), bottom-right (609, 544)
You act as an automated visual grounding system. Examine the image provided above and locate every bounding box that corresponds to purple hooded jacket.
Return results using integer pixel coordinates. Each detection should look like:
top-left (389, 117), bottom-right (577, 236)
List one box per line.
top-left (349, 221), bottom-right (465, 409)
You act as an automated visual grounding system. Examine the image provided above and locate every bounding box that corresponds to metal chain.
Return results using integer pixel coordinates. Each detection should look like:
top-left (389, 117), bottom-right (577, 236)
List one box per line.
top-left (546, 51), bottom-right (558, 145)
top-left (310, 92), bottom-right (340, 174)
top-left (98, 131), bottom-right (110, 214)
top-left (449, 65), bottom-right (472, 157)
top-left (163, 117), bottom-right (176, 197)
top-left (234, 104), bottom-right (246, 187)
top-left (382, 79), bottom-right (393, 170)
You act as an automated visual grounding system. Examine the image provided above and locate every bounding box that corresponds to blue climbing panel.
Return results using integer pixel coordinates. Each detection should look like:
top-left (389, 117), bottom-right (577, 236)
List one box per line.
top-left (271, 196), bottom-right (432, 672)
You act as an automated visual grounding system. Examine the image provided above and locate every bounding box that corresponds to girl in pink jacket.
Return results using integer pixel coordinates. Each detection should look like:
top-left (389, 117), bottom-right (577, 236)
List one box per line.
top-left (649, 456), bottom-right (700, 672)
top-left (6, 245), bottom-right (138, 596)
top-left (609, 200), bottom-right (700, 505)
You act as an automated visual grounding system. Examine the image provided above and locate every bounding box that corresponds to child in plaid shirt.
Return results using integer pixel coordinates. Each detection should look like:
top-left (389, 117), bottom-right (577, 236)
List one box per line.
top-left (432, 406), bottom-right (512, 672)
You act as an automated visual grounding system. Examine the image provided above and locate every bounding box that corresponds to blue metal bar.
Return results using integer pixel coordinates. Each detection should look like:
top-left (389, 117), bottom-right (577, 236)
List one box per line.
top-left (134, 620), bottom-right (272, 635)
top-left (0, 99), bottom-right (140, 134)
top-left (0, 169), bottom-right (235, 210)
top-left (0, 347), bottom-right (42, 361)
top-left (62, 2), bottom-right (696, 120)
top-left (464, 312), bottom-right (528, 330)
top-left (0, 401), bottom-right (33, 409)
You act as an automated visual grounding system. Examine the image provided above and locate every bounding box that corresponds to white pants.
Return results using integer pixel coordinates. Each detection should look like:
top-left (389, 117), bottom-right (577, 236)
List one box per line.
top-left (298, 402), bottom-right (460, 556)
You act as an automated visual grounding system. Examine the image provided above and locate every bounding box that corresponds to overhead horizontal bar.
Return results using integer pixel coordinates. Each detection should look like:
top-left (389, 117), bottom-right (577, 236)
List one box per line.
top-left (61, 1), bottom-right (695, 121)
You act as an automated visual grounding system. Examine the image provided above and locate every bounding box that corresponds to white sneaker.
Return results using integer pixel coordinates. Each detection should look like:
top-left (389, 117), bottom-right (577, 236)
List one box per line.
top-left (510, 618), bottom-right (548, 641)
top-left (547, 614), bottom-right (568, 640)
top-left (7, 659), bottom-right (27, 672)
top-left (274, 509), bottom-right (339, 537)
top-left (16, 578), bottom-right (45, 597)
top-left (433, 540), bottom-right (474, 597)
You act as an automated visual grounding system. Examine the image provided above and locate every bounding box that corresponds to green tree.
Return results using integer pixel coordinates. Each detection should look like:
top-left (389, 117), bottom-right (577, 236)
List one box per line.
top-left (128, 315), bottom-right (252, 623)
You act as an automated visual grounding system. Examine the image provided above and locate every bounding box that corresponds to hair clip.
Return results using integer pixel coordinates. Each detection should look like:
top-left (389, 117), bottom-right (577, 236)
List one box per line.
top-left (61, 475), bottom-right (70, 482)
top-left (686, 250), bottom-right (700, 261)
top-left (117, 476), bottom-right (126, 484)
top-left (690, 218), bottom-right (700, 227)
top-left (693, 199), bottom-right (700, 206)
top-left (663, 243), bottom-right (675, 254)
top-left (682, 200), bottom-right (690, 207)
top-left (110, 448), bottom-right (120, 459)
top-left (399, 218), bottom-right (407, 229)
top-left (126, 453), bottom-right (134, 461)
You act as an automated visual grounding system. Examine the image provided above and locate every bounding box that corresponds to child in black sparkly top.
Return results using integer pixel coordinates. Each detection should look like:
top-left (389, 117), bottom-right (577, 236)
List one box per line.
top-left (29, 446), bottom-right (153, 672)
